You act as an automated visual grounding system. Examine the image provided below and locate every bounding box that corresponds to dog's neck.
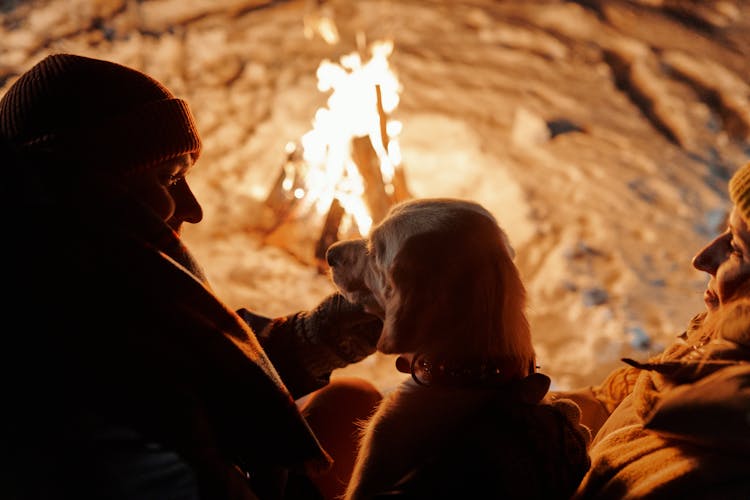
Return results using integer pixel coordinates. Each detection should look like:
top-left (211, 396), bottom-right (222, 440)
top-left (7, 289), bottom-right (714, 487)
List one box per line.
top-left (396, 354), bottom-right (532, 388)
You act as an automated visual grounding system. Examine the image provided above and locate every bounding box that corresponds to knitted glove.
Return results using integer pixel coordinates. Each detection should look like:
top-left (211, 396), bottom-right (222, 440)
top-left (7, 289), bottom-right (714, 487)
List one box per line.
top-left (237, 293), bottom-right (382, 398)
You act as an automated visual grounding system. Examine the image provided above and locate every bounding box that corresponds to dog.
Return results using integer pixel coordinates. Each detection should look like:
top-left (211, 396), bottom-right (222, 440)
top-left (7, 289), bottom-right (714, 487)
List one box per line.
top-left (326, 198), bottom-right (591, 500)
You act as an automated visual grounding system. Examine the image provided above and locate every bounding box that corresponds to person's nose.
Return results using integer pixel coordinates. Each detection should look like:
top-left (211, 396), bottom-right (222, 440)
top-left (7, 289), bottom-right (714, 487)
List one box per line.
top-left (171, 179), bottom-right (203, 225)
top-left (692, 235), bottom-right (725, 275)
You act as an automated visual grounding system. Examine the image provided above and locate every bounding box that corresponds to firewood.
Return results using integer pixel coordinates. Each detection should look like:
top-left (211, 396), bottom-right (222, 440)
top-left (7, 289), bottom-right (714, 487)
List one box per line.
top-left (262, 144), bottom-right (304, 231)
top-left (351, 135), bottom-right (391, 224)
top-left (391, 165), bottom-right (411, 202)
top-left (314, 197), bottom-right (345, 272)
top-left (375, 84), bottom-right (389, 151)
top-left (264, 166), bottom-right (296, 221)
top-left (375, 84), bottom-right (411, 204)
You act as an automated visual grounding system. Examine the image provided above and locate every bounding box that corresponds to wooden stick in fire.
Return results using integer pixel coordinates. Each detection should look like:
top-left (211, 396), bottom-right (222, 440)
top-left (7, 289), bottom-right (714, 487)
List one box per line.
top-left (375, 84), bottom-right (410, 203)
top-left (314, 197), bottom-right (345, 271)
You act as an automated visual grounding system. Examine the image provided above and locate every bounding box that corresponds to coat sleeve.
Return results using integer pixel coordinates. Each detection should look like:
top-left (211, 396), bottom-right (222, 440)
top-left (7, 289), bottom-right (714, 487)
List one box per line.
top-left (237, 294), bottom-right (381, 399)
top-left (551, 313), bottom-right (709, 436)
top-left (549, 362), bottom-right (641, 436)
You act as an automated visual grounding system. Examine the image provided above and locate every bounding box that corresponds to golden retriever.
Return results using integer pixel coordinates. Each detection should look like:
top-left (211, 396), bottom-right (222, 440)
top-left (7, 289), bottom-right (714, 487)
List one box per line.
top-left (326, 198), bottom-right (591, 500)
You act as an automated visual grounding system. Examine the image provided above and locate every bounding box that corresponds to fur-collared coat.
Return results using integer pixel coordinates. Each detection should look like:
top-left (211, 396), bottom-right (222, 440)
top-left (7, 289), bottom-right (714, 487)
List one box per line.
top-left (345, 373), bottom-right (591, 500)
top-left (573, 311), bottom-right (750, 499)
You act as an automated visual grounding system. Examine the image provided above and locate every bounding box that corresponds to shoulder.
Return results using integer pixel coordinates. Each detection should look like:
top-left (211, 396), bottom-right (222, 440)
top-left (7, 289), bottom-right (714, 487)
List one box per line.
top-left (644, 363), bottom-right (750, 454)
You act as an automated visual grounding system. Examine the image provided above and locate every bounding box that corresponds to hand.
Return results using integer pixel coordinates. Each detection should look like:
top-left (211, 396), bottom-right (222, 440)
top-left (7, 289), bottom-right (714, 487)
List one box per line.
top-left (237, 293), bottom-right (383, 397)
top-left (300, 293), bottom-right (383, 364)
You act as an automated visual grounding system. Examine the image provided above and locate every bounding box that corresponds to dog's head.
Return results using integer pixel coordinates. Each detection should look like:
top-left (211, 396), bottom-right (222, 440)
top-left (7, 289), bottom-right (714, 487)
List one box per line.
top-left (326, 198), bottom-right (534, 378)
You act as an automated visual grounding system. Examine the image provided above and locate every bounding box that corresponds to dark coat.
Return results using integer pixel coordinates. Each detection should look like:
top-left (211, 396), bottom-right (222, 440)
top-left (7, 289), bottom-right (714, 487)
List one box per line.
top-left (2, 180), bottom-right (330, 499)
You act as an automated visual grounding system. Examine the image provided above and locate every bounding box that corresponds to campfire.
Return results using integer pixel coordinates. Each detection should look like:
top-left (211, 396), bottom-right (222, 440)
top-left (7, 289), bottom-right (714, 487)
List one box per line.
top-left (261, 38), bottom-right (411, 272)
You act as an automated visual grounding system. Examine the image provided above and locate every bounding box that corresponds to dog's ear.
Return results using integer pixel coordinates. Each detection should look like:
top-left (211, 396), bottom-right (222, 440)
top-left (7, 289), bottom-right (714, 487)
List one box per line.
top-left (381, 211), bottom-right (533, 377)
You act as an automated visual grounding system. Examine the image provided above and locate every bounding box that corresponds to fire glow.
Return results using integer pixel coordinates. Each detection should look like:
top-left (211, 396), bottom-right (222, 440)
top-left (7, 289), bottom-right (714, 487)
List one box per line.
top-left (298, 40), bottom-right (402, 235)
top-left (263, 37), bottom-right (411, 270)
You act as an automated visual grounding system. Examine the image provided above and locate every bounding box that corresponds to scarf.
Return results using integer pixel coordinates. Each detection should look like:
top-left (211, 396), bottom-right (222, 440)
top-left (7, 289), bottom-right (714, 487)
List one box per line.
top-left (4, 179), bottom-right (332, 483)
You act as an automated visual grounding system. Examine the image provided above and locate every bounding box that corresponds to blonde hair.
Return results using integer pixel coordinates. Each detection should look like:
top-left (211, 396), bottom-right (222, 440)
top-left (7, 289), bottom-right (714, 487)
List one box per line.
top-left (729, 161), bottom-right (750, 224)
top-left (700, 299), bottom-right (750, 350)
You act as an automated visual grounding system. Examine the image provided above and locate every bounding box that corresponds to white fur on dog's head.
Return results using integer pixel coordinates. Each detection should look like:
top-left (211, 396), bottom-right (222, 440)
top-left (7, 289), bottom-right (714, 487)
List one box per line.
top-left (326, 197), bottom-right (534, 379)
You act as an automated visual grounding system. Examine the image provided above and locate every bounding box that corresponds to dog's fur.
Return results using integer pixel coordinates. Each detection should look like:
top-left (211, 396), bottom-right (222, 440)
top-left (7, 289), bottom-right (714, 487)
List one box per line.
top-left (326, 198), bottom-right (587, 499)
top-left (327, 197), bottom-right (533, 373)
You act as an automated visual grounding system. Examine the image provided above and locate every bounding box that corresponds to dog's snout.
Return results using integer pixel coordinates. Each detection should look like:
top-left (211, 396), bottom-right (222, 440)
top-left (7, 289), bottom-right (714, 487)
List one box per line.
top-left (326, 239), bottom-right (368, 269)
top-left (326, 238), bottom-right (368, 269)
top-left (326, 244), bottom-right (341, 267)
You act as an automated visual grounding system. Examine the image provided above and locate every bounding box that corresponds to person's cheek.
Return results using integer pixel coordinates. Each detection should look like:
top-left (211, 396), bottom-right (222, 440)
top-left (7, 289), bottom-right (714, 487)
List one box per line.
top-left (718, 266), bottom-right (747, 304)
top-left (142, 185), bottom-right (176, 222)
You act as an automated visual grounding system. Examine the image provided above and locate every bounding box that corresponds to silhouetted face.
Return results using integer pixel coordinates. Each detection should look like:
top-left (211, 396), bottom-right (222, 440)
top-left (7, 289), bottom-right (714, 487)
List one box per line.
top-left (120, 153), bottom-right (203, 234)
top-left (692, 207), bottom-right (750, 320)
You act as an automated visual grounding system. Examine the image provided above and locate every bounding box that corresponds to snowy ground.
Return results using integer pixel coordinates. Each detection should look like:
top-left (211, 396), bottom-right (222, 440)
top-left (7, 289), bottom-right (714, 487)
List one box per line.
top-left (2, 0), bottom-right (749, 391)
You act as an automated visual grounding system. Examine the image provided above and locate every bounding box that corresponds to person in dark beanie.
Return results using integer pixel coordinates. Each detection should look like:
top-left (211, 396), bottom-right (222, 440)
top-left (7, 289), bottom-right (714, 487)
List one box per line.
top-left (0, 53), bottom-right (382, 500)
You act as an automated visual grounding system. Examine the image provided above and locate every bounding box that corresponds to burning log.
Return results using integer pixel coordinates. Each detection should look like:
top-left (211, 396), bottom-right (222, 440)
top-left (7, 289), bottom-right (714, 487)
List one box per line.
top-left (351, 135), bottom-right (391, 224)
top-left (262, 143), bottom-right (305, 232)
top-left (314, 197), bottom-right (345, 272)
top-left (374, 83), bottom-right (410, 203)
top-left (390, 163), bottom-right (410, 202)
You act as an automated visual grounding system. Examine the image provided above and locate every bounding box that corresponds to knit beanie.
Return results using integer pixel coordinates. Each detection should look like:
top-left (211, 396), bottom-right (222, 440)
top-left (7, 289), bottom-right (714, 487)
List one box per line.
top-left (729, 161), bottom-right (750, 223)
top-left (0, 53), bottom-right (201, 174)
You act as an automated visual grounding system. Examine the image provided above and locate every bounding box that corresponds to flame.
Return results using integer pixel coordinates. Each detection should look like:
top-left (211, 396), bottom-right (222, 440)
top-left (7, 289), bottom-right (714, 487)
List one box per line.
top-left (281, 39), bottom-right (403, 237)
